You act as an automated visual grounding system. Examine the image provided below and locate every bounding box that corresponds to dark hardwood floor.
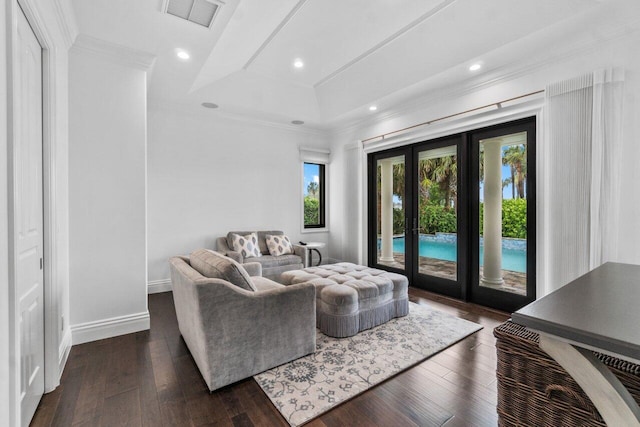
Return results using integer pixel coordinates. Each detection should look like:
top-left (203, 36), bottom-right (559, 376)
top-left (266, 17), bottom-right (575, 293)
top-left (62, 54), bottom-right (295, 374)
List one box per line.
top-left (31, 288), bottom-right (509, 427)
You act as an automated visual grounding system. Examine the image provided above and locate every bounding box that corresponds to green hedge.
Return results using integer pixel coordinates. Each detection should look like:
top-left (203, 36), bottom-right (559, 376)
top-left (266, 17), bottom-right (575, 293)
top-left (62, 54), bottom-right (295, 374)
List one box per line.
top-left (501, 198), bottom-right (527, 238)
top-left (419, 204), bottom-right (457, 234)
top-left (393, 208), bottom-right (404, 234)
top-left (304, 196), bottom-right (319, 226)
top-left (408, 198), bottom-right (527, 238)
top-left (479, 198), bottom-right (527, 238)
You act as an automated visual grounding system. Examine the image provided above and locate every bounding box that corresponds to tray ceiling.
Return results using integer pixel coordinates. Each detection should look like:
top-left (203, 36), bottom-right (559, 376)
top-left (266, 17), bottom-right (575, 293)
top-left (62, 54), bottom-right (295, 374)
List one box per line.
top-left (71, 0), bottom-right (636, 129)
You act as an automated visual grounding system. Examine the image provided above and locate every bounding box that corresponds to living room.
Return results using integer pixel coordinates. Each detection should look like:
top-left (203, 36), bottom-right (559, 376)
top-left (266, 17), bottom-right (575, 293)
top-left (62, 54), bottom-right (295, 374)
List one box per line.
top-left (2, 0), bottom-right (640, 426)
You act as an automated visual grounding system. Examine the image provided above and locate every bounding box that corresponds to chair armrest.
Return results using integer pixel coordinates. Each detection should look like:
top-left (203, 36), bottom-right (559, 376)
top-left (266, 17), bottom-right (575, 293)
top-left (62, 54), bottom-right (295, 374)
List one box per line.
top-left (243, 262), bottom-right (262, 277)
top-left (193, 281), bottom-right (316, 389)
top-left (293, 244), bottom-right (308, 266)
top-left (216, 236), bottom-right (245, 262)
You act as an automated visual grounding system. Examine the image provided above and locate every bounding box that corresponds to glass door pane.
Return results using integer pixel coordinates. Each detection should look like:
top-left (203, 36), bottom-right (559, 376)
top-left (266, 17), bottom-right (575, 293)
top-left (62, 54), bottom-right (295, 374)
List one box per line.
top-left (478, 132), bottom-right (528, 295)
top-left (375, 155), bottom-right (406, 270)
top-left (417, 145), bottom-right (458, 281)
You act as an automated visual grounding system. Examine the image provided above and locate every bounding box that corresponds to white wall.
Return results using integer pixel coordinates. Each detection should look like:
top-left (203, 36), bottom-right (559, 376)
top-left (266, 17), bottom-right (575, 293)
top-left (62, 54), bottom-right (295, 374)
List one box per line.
top-left (68, 48), bottom-right (148, 343)
top-left (329, 28), bottom-right (640, 295)
top-left (146, 106), bottom-right (330, 284)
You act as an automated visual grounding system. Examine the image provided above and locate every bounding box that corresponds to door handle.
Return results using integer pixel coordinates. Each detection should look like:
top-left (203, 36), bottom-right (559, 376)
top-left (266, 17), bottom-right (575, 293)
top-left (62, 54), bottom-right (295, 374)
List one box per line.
top-left (411, 218), bottom-right (419, 234)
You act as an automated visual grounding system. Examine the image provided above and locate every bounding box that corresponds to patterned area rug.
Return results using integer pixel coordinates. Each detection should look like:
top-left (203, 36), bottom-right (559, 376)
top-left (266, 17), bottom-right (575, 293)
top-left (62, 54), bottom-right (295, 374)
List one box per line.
top-left (254, 302), bottom-right (482, 426)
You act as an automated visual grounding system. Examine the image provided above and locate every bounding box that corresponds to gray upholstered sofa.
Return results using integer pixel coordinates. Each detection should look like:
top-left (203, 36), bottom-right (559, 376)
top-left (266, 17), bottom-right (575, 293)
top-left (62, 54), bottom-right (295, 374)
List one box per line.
top-left (216, 230), bottom-right (306, 282)
top-left (169, 249), bottom-right (316, 392)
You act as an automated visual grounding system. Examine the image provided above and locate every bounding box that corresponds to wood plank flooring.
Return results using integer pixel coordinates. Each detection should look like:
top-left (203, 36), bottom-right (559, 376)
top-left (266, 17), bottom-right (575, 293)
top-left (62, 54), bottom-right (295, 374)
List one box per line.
top-left (31, 288), bottom-right (509, 427)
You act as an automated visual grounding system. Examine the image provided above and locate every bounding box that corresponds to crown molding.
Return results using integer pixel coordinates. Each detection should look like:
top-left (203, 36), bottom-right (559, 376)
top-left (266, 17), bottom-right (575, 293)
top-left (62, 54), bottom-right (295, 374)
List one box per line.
top-left (71, 34), bottom-right (156, 71)
top-left (53, 0), bottom-right (78, 49)
top-left (148, 98), bottom-right (328, 138)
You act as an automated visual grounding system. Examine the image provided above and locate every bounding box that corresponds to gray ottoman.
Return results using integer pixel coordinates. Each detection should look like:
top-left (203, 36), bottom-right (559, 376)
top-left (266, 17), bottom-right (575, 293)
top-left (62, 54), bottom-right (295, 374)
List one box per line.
top-left (281, 262), bottom-right (409, 338)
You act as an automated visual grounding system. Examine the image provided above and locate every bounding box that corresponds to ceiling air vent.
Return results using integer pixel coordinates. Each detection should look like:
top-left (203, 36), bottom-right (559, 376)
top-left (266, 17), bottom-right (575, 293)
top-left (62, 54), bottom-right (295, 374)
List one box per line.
top-left (163, 0), bottom-right (222, 28)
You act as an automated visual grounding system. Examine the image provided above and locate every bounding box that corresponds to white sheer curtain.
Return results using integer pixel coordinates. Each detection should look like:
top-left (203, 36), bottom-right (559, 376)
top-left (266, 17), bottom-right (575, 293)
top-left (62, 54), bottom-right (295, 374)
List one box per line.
top-left (544, 68), bottom-right (624, 292)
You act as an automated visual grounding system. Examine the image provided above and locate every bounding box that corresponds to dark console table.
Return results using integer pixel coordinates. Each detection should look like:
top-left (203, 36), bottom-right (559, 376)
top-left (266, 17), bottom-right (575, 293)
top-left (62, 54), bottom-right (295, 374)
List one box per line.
top-left (513, 262), bottom-right (640, 426)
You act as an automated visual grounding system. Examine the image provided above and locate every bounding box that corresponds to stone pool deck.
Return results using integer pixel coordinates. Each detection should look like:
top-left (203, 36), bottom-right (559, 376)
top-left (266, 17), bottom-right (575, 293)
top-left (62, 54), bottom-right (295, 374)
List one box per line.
top-left (379, 254), bottom-right (526, 296)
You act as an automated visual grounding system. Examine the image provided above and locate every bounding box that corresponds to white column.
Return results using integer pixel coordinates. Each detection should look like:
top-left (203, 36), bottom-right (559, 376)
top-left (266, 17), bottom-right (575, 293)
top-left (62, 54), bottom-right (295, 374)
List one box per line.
top-left (380, 159), bottom-right (395, 262)
top-left (481, 139), bottom-right (504, 287)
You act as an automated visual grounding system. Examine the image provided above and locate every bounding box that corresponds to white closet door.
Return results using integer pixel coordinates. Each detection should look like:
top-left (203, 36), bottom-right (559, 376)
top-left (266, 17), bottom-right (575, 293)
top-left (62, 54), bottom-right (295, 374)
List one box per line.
top-left (15, 6), bottom-right (45, 426)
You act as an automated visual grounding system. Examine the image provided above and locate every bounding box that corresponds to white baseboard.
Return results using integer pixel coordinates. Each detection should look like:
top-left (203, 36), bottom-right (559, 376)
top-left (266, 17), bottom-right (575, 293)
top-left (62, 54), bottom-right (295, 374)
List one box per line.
top-left (71, 311), bottom-right (150, 345)
top-left (59, 328), bottom-right (71, 371)
top-left (148, 278), bottom-right (172, 294)
top-left (44, 329), bottom-right (72, 393)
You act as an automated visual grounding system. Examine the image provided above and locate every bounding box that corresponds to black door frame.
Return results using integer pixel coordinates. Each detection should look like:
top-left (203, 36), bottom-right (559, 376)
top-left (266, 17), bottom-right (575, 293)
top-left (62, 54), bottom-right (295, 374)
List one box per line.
top-left (409, 134), bottom-right (468, 300)
top-left (367, 147), bottom-right (414, 277)
top-left (469, 117), bottom-right (536, 312)
top-left (367, 116), bottom-right (536, 312)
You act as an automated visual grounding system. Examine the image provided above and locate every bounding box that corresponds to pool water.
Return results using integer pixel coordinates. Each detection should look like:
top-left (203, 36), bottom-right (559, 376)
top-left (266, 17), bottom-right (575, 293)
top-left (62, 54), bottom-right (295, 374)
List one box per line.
top-left (386, 236), bottom-right (526, 273)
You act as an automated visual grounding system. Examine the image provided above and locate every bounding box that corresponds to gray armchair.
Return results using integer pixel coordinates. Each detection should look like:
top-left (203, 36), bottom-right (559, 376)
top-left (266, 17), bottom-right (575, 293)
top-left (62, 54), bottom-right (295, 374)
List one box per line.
top-left (216, 230), bottom-right (306, 282)
top-left (169, 250), bottom-right (316, 392)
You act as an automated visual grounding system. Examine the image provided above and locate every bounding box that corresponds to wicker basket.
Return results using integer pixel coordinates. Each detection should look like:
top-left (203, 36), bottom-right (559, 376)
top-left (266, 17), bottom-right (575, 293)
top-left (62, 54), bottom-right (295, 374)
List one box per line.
top-left (494, 320), bottom-right (640, 427)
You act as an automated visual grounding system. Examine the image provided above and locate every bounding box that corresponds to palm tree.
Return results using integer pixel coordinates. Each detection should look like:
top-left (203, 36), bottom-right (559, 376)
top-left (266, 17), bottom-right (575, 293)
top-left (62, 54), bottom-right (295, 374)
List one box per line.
top-left (392, 163), bottom-right (405, 201)
top-left (502, 144), bottom-right (526, 198)
top-left (502, 177), bottom-right (513, 198)
top-left (307, 181), bottom-right (319, 198)
top-left (375, 162), bottom-right (405, 234)
top-left (419, 156), bottom-right (457, 211)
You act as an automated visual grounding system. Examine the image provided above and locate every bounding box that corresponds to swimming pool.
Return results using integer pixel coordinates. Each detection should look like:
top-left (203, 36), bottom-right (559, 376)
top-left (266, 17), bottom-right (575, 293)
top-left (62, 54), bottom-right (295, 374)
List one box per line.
top-left (381, 235), bottom-right (527, 273)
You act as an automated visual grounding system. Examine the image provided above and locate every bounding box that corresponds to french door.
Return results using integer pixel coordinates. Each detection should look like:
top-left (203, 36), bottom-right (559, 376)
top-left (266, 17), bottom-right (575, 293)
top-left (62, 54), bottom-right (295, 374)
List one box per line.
top-left (368, 117), bottom-right (536, 312)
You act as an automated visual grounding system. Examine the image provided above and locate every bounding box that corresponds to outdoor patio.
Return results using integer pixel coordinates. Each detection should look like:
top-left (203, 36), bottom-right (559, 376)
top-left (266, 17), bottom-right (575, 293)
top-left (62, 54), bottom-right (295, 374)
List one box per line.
top-left (379, 254), bottom-right (526, 295)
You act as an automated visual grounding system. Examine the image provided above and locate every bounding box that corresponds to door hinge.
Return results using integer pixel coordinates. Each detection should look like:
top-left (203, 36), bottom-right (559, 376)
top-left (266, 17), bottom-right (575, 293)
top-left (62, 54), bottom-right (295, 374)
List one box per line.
top-left (40, 257), bottom-right (43, 270)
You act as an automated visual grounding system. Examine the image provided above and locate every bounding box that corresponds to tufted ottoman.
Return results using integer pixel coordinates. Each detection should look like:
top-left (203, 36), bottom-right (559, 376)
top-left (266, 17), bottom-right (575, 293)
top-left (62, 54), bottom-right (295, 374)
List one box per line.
top-left (281, 262), bottom-right (409, 338)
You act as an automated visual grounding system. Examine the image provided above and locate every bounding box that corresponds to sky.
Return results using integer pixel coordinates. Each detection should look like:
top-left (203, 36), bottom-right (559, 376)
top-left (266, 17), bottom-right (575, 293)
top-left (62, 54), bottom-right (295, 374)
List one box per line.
top-left (303, 163), bottom-right (320, 196)
top-left (480, 164), bottom-right (520, 202)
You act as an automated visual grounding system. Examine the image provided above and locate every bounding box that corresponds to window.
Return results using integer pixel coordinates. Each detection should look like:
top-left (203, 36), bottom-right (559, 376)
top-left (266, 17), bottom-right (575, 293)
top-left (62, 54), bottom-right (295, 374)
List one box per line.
top-left (303, 162), bottom-right (325, 228)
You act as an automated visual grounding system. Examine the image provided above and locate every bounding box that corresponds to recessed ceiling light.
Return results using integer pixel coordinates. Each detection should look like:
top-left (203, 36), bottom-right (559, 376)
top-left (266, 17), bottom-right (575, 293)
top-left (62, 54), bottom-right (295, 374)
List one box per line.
top-left (291, 120), bottom-right (304, 125)
top-left (201, 102), bottom-right (218, 109)
top-left (293, 59), bottom-right (304, 69)
top-left (176, 49), bottom-right (190, 60)
top-left (369, 105), bottom-right (378, 111)
top-left (469, 63), bottom-right (482, 71)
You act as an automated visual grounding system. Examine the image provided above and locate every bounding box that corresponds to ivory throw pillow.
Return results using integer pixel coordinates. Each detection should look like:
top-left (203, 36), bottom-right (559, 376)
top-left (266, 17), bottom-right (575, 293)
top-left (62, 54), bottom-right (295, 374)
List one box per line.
top-left (266, 234), bottom-right (294, 256)
top-left (230, 232), bottom-right (262, 258)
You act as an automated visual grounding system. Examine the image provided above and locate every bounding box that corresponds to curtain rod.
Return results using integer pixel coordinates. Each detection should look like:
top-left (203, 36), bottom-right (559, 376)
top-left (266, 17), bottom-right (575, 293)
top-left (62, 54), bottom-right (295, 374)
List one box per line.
top-left (361, 89), bottom-right (545, 144)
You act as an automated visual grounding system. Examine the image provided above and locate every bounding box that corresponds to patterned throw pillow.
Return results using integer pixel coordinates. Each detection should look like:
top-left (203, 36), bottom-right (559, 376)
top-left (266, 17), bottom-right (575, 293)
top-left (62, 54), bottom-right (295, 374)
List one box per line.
top-left (230, 232), bottom-right (262, 258)
top-left (266, 234), bottom-right (294, 256)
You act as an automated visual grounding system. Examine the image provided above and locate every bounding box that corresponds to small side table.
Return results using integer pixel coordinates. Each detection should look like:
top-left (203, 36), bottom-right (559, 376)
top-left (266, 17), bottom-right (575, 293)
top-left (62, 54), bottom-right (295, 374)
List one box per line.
top-left (303, 242), bottom-right (325, 267)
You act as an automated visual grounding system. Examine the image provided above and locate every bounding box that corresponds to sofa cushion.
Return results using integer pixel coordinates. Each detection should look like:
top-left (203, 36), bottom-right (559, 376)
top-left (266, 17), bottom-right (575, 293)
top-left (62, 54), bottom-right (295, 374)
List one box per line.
top-left (252, 254), bottom-right (302, 269)
top-left (229, 233), bottom-right (262, 258)
top-left (190, 249), bottom-right (256, 291)
top-left (265, 234), bottom-right (294, 256)
top-left (251, 276), bottom-right (284, 292)
top-left (227, 230), bottom-right (284, 255)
